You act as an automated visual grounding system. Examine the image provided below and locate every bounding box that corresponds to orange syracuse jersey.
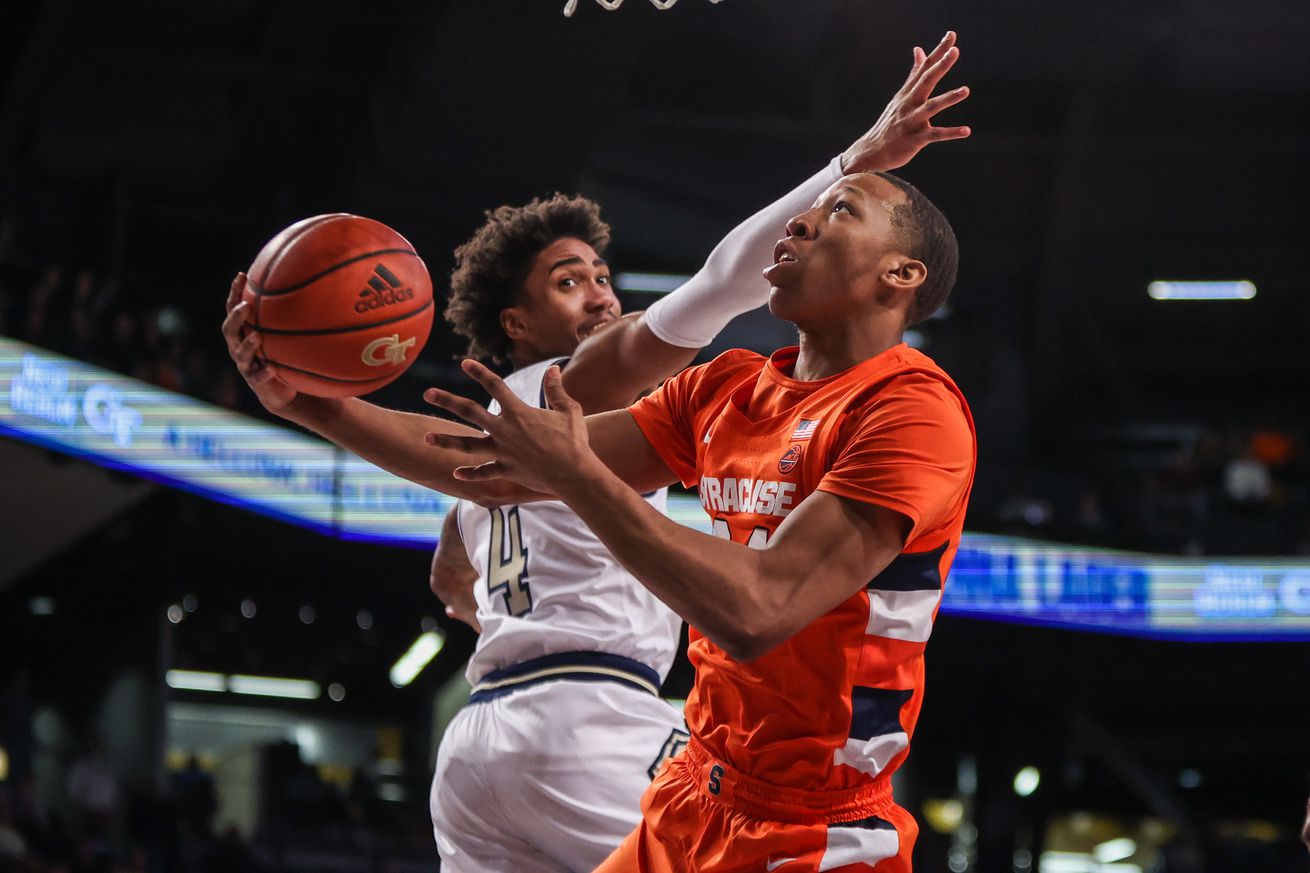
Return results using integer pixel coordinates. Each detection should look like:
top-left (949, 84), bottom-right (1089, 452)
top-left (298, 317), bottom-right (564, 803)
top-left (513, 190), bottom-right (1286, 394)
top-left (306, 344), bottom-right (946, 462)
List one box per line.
top-left (629, 343), bottom-right (976, 813)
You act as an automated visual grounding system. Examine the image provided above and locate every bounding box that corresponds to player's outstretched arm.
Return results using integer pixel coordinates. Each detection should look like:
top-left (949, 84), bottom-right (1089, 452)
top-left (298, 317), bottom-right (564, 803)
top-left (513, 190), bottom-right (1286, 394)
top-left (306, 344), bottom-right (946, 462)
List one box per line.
top-left (427, 362), bottom-right (914, 661)
top-left (561, 31), bottom-right (970, 413)
top-left (223, 273), bottom-right (522, 504)
top-left (431, 507), bottom-right (481, 633)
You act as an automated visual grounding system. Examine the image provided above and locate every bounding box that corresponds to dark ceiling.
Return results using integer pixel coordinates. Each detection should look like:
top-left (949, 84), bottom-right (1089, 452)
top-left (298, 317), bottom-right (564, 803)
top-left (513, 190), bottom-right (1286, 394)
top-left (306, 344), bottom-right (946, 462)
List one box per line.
top-left (2, 0), bottom-right (1308, 445)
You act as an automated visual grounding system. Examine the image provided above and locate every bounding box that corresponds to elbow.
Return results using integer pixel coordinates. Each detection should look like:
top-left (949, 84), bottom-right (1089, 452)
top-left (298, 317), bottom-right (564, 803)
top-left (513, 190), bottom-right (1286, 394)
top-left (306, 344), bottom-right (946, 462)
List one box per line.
top-left (718, 633), bottom-right (777, 664)
top-left (714, 612), bottom-right (788, 664)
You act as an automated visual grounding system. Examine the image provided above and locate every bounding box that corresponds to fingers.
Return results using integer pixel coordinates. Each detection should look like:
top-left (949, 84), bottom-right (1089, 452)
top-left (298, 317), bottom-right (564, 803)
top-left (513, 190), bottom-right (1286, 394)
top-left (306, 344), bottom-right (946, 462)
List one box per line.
top-left (911, 44), bottom-right (960, 104)
top-left (899, 46), bottom-right (927, 92)
top-left (921, 85), bottom-right (970, 119)
top-left (541, 365), bottom-right (580, 415)
top-left (423, 386), bottom-right (499, 431)
top-left (904, 31), bottom-right (955, 91)
top-left (458, 359), bottom-right (524, 414)
top-left (231, 330), bottom-right (260, 372)
top-left (423, 430), bottom-right (492, 454)
top-left (225, 272), bottom-right (247, 314)
top-left (452, 461), bottom-right (506, 482)
top-left (928, 125), bottom-right (971, 141)
top-left (921, 30), bottom-right (957, 68)
top-left (221, 299), bottom-right (251, 346)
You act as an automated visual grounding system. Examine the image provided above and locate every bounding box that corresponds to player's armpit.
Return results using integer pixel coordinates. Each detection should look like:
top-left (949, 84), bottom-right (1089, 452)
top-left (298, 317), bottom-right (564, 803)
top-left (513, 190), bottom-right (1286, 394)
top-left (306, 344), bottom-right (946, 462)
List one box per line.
top-left (739, 493), bottom-right (910, 660)
top-left (562, 312), bottom-right (698, 414)
top-left (431, 507), bottom-right (480, 633)
top-left (585, 409), bottom-right (681, 496)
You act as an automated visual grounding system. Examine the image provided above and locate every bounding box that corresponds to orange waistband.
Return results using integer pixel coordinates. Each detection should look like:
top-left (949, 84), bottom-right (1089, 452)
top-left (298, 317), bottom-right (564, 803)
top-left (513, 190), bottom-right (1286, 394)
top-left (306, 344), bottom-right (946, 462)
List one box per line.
top-left (675, 735), bottom-right (896, 826)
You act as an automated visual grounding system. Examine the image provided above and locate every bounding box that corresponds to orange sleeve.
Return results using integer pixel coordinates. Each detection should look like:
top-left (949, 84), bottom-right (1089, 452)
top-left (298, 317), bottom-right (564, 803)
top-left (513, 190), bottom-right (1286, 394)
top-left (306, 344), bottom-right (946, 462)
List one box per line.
top-left (628, 361), bottom-right (710, 489)
top-left (818, 373), bottom-right (975, 543)
top-left (628, 349), bottom-right (762, 489)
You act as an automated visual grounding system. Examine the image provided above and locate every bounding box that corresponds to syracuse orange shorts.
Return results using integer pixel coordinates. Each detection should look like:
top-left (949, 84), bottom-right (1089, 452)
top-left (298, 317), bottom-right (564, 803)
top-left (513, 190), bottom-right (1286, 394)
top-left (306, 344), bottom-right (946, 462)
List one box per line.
top-left (594, 737), bottom-right (917, 873)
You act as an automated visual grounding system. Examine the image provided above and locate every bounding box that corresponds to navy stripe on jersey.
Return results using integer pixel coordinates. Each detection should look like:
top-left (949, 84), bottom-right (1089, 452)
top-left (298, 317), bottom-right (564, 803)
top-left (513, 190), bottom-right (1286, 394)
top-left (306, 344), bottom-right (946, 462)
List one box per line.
top-left (867, 541), bottom-right (949, 591)
top-left (538, 356), bottom-right (571, 407)
top-left (831, 814), bottom-right (896, 832)
top-left (849, 687), bottom-right (913, 741)
top-left (469, 650), bottom-right (660, 704)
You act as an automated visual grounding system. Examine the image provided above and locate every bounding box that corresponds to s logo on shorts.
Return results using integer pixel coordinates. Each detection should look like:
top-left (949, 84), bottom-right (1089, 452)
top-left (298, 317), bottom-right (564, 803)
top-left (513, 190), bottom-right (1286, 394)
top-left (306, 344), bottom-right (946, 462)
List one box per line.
top-left (707, 764), bottom-right (724, 796)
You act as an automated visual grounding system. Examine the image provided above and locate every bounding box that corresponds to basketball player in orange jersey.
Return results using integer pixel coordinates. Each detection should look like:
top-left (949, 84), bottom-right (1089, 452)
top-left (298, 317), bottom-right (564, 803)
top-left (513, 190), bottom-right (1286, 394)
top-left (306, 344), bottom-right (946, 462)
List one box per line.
top-left (419, 96), bottom-right (975, 873)
top-left (224, 33), bottom-right (970, 872)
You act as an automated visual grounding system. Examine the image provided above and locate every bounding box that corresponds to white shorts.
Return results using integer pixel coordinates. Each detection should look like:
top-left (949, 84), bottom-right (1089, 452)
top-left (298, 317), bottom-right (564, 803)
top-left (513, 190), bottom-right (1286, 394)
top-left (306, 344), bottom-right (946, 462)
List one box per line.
top-left (430, 656), bottom-right (687, 873)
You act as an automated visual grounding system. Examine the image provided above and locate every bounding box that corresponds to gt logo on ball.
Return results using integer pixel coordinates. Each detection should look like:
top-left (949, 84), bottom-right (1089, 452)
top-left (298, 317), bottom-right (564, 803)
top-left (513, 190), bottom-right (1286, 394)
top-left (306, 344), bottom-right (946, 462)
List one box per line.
top-left (362, 334), bottom-right (417, 367)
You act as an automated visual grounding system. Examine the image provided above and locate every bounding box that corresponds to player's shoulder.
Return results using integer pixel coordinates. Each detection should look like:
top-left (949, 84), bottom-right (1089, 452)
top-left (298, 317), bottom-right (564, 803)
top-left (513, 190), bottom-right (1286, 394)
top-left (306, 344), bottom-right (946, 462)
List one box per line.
top-left (678, 348), bottom-right (766, 390)
top-left (500, 357), bottom-right (570, 409)
top-left (849, 346), bottom-right (972, 426)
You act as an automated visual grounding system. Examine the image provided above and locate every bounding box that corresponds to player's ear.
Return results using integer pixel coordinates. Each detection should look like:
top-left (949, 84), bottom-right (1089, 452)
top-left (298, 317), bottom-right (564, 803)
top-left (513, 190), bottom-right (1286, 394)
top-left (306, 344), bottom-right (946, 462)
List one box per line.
top-left (885, 257), bottom-right (926, 291)
top-left (878, 257), bottom-right (925, 310)
top-left (499, 307), bottom-right (528, 341)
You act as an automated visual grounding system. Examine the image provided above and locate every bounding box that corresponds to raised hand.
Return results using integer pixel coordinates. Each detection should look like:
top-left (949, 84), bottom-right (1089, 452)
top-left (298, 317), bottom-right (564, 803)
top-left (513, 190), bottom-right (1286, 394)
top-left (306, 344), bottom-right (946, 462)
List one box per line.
top-left (841, 31), bottom-right (972, 174)
top-left (423, 360), bottom-right (597, 497)
top-left (221, 273), bottom-right (300, 414)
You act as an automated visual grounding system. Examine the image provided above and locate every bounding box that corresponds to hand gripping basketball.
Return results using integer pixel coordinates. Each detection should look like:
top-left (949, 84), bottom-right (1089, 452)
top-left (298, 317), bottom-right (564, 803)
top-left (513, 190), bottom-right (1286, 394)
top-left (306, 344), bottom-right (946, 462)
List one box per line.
top-left (223, 272), bottom-right (299, 414)
top-left (238, 214), bottom-right (434, 399)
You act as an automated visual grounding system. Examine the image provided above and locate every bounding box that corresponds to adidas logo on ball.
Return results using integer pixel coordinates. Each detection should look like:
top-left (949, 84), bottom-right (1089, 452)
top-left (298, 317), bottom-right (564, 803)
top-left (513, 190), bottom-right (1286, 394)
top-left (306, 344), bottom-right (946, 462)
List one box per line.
top-left (355, 263), bottom-right (415, 312)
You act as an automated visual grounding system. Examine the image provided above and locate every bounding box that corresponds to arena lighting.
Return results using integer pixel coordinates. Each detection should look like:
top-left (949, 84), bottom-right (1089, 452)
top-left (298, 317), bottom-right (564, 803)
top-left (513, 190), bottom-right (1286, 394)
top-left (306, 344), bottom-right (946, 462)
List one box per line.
top-left (164, 670), bottom-right (226, 692)
top-left (1093, 838), bottom-right (1137, 863)
top-left (615, 272), bottom-right (692, 295)
top-left (227, 675), bottom-right (321, 700)
top-left (1037, 853), bottom-right (1094, 873)
top-left (390, 630), bottom-right (446, 687)
top-left (1147, 280), bottom-right (1256, 300)
top-left (1013, 765), bottom-right (1040, 797)
top-left (0, 746), bottom-right (9, 781)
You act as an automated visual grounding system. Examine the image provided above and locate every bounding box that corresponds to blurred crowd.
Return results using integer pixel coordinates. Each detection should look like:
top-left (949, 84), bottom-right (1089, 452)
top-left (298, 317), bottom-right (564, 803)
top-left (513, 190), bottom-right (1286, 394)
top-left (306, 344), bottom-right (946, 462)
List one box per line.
top-left (0, 744), bottom-right (431, 873)
top-left (983, 428), bottom-right (1310, 556)
top-left (0, 761), bottom-right (263, 873)
top-left (0, 220), bottom-right (247, 416)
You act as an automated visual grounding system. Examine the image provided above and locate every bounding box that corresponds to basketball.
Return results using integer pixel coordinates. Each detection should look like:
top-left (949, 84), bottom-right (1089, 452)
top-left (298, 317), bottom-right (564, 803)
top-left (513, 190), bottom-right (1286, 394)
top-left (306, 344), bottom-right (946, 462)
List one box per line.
top-left (241, 214), bottom-right (434, 398)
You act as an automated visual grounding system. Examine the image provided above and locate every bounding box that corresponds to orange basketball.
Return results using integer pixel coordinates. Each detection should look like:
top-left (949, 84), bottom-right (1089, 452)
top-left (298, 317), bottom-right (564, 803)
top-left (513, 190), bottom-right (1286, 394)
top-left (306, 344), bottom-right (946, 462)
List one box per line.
top-left (241, 214), bottom-right (434, 398)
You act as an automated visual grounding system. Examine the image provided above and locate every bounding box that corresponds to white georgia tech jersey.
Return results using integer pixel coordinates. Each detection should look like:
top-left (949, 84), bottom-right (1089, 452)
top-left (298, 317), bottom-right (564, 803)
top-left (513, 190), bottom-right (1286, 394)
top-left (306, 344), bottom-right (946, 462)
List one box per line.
top-left (455, 357), bottom-right (682, 685)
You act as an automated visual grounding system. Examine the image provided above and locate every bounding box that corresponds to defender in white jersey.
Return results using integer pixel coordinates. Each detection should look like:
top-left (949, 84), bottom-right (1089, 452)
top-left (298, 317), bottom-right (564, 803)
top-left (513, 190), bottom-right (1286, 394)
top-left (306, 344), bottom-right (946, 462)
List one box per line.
top-left (220, 49), bottom-right (971, 871)
top-left (432, 359), bottom-right (685, 872)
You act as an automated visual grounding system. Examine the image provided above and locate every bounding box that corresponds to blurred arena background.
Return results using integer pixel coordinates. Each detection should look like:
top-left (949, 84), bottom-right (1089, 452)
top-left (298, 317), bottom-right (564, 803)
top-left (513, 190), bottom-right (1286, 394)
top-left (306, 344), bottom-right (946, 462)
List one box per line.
top-left (1, 1), bottom-right (1309, 871)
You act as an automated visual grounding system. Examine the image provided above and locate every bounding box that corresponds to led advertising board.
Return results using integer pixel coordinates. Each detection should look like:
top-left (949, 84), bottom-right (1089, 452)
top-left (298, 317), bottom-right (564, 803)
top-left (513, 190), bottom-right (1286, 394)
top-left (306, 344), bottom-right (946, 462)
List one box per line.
top-left (4, 336), bottom-right (1308, 640)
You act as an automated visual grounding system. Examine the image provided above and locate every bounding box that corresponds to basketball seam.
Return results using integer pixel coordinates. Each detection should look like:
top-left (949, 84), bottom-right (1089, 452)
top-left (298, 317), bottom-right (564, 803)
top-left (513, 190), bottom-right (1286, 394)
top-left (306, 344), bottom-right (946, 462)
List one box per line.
top-left (262, 358), bottom-right (400, 384)
top-left (249, 248), bottom-right (421, 297)
top-left (252, 299), bottom-right (434, 337)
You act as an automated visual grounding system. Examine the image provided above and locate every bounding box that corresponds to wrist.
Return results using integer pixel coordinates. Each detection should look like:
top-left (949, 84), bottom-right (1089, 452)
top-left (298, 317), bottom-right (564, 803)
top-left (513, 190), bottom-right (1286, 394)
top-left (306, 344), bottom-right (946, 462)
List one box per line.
top-left (553, 451), bottom-right (614, 504)
top-left (281, 394), bottom-right (339, 429)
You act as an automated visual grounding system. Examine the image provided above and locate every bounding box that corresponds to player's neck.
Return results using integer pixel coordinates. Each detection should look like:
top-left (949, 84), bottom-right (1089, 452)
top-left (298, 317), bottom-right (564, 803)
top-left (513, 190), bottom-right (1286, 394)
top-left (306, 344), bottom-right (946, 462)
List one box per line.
top-left (792, 317), bottom-right (903, 382)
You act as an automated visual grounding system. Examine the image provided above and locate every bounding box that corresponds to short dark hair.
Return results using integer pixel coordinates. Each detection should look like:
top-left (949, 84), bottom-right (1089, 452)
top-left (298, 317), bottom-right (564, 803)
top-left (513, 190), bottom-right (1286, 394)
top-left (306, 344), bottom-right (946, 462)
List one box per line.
top-left (872, 171), bottom-right (959, 327)
top-left (445, 194), bottom-right (611, 363)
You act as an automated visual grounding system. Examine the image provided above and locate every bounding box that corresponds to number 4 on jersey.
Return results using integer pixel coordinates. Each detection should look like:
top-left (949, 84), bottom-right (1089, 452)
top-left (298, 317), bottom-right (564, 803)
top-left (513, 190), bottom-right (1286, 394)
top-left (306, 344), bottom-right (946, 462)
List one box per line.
top-left (487, 506), bottom-right (532, 616)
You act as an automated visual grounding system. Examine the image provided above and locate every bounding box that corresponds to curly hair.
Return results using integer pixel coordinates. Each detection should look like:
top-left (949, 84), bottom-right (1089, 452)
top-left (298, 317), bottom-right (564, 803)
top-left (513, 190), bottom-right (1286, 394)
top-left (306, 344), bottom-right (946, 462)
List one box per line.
top-left (872, 171), bottom-right (959, 327)
top-left (444, 194), bottom-right (611, 363)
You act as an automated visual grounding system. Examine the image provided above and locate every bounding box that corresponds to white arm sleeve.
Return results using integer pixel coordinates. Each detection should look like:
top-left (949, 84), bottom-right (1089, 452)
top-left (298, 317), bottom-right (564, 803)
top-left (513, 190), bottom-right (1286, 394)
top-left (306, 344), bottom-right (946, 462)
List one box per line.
top-left (641, 155), bottom-right (845, 348)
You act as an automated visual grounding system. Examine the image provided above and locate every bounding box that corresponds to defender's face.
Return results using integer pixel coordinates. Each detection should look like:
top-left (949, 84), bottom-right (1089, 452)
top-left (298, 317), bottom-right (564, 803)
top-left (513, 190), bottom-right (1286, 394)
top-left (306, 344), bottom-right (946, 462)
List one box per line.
top-left (764, 173), bottom-right (907, 325)
top-left (505, 237), bottom-right (620, 362)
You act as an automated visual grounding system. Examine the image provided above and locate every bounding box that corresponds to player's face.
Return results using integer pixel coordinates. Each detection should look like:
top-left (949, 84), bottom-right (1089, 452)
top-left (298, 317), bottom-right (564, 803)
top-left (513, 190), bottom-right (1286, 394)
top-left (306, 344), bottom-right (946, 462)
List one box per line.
top-left (764, 173), bottom-right (910, 325)
top-left (502, 237), bottom-right (621, 363)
